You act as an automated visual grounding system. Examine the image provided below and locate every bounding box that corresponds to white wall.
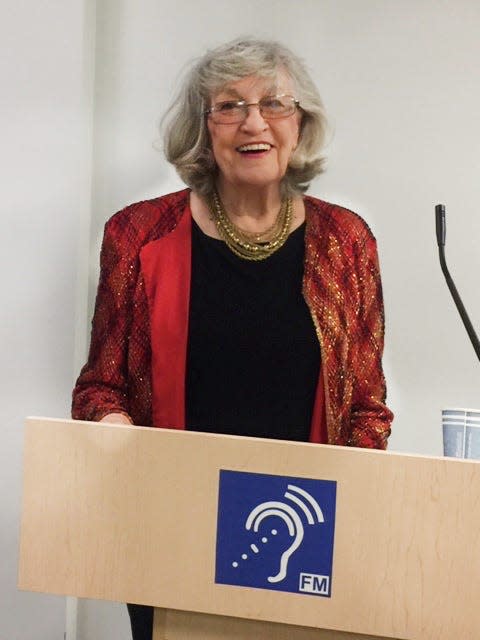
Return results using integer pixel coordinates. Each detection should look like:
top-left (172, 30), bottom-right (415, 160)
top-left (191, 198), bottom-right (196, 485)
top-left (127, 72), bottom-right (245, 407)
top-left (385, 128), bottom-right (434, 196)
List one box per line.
top-left (1, 0), bottom-right (95, 638)
top-left (3, 1), bottom-right (480, 639)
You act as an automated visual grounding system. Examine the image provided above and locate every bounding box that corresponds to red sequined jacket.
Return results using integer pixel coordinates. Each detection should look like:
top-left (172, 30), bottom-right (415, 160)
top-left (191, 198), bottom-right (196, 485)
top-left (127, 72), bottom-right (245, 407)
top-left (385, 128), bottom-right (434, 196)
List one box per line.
top-left (72, 189), bottom-right (393, 448)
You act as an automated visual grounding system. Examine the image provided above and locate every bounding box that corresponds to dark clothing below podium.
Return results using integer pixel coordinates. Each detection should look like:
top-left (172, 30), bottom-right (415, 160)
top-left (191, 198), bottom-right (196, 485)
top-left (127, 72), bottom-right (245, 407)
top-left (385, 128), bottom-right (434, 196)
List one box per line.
top-left (127, 603), bottom-right (153, 640)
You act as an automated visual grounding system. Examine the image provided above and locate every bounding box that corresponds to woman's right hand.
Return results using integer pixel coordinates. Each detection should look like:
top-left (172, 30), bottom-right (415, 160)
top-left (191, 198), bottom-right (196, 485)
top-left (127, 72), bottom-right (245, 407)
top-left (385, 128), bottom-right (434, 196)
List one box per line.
top-left (99, 413), bottom-right (133, 425)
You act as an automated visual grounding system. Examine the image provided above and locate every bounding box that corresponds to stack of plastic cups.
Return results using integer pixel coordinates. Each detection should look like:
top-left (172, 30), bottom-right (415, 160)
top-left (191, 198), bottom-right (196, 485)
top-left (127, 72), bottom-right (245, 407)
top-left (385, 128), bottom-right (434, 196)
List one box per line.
top-left (442, 408), bottom-right (480, 459)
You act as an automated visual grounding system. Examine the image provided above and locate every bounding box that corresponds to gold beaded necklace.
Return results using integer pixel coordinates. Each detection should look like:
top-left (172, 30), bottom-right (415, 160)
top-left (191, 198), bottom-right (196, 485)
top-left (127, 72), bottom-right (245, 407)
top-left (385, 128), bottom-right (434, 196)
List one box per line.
top-left (209, 190), bottom-right (293, 261)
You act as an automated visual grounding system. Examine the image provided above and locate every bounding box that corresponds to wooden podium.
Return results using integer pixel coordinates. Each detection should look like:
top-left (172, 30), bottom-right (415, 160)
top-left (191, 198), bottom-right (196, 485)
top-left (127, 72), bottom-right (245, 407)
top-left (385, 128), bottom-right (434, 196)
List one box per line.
top-left (18, 417), bottom-right (480, 639)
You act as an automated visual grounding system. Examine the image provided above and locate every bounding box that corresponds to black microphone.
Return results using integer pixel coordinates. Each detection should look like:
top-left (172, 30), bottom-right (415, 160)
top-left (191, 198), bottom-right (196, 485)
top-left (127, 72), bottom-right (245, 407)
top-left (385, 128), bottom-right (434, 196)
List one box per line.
top-left (435, 204), bottom-right (480, 362)
top-left (435, 204), bottom-right (446, 247)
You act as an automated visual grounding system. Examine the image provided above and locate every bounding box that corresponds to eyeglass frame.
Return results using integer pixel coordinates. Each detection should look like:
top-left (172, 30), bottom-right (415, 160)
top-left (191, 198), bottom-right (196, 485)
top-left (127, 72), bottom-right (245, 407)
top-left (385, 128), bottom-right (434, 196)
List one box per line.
top-left (204, 94), bottom-right (300, 124)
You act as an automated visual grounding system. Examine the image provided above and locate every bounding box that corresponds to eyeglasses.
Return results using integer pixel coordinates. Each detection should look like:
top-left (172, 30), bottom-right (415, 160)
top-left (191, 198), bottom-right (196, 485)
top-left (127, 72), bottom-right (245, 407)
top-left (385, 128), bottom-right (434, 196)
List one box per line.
top-left (205, 94), bottom-right (300, 124)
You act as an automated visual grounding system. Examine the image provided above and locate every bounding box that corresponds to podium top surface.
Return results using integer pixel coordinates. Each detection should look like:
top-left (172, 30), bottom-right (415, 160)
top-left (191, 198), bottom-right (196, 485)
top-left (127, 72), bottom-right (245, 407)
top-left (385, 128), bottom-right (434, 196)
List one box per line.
top-left (18, 417), bottom-right (480, 640)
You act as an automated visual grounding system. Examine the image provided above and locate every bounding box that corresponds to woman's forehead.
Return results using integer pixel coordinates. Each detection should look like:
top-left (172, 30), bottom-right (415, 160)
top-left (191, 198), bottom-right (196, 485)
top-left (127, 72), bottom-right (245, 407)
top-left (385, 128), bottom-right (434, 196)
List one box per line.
top-left (211, 71), bottom-right (294, 100)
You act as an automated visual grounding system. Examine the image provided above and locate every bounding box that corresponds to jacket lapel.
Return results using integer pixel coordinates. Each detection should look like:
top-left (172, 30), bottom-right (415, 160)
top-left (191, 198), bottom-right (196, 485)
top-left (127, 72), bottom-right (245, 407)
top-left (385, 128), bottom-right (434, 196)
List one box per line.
top-left (140, 206), bottom-right (192, 429)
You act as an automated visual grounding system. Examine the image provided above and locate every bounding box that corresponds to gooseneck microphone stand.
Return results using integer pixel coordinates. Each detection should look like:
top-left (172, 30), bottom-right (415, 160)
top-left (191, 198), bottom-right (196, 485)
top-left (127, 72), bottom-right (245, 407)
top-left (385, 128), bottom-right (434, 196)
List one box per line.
top-left (435, 204), bottom-right (480, 362)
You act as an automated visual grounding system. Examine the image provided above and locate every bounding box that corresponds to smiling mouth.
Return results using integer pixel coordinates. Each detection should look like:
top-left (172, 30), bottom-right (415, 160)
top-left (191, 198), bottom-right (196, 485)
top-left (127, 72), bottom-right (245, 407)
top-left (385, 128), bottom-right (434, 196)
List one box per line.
top-left (236, 143), bottom-right (272, 154)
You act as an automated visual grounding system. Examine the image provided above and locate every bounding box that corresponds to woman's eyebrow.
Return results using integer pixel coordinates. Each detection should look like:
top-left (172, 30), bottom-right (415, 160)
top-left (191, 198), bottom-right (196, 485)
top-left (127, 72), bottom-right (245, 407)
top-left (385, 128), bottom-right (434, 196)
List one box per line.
top-left (215, 88), bottom-right (242, 100)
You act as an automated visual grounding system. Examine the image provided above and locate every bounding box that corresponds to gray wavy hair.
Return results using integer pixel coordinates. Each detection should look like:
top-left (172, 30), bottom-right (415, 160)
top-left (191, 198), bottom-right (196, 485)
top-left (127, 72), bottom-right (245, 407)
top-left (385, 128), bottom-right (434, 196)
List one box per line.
top-left (163, 38), bottom-right (327, 197)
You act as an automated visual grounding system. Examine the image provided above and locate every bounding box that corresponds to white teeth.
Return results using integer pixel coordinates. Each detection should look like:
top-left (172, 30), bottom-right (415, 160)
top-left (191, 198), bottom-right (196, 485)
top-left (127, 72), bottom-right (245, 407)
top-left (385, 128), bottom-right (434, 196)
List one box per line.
top-left (237, 143), bottom-right (271, 152)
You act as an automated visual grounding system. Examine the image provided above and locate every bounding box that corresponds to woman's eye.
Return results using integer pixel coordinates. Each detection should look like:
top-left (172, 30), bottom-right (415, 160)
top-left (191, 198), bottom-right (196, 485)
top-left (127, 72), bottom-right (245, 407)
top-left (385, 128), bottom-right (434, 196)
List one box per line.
top-left (262, 98), bottom-right (283, 109)
top-left (218, 101), bottom-right (240, 112)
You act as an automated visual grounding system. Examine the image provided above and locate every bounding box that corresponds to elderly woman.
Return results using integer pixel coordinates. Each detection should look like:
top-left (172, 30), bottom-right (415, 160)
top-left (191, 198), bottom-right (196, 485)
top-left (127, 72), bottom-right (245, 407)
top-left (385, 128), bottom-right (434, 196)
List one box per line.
top-left (72, 38), bottom-right (393, 640)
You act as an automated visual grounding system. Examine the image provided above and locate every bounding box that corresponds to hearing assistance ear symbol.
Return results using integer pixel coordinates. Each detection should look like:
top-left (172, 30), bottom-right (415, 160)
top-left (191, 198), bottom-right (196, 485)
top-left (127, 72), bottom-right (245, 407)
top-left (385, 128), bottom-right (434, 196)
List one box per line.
top-left (244, 485), bottom-right (324, 583)
top-left (246, 501), bottom-right (304, 583)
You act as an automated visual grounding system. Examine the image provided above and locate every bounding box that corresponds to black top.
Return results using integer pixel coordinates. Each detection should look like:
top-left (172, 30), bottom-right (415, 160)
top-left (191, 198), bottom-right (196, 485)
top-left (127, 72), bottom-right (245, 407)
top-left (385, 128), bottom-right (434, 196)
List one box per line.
top-left (186, 220), bottom-right (320, 441)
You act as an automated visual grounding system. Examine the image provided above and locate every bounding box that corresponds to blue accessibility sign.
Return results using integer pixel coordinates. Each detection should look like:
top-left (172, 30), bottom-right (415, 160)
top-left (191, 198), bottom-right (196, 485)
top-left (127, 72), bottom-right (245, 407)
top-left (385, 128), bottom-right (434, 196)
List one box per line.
top-left (215, 470), bottom-right (337, 597)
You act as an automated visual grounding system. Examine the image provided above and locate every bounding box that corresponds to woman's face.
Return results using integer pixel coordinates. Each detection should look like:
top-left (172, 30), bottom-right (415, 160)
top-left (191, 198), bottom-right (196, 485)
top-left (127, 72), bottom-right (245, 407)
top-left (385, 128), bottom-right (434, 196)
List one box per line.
top-left (207, 71), bottom-right (301, 193)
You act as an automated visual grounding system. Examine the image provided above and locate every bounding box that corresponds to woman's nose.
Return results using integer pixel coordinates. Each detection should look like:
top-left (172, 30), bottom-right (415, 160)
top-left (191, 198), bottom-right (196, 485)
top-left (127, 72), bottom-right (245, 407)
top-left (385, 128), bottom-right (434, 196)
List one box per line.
top-left (240, 104), bottom-right (268, 132)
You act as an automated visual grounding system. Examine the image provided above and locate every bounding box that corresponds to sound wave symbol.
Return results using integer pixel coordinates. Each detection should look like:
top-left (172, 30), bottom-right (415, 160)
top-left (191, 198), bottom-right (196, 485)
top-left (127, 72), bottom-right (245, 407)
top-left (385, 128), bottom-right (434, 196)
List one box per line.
top-left (244, 484), bottom-right (324, 583)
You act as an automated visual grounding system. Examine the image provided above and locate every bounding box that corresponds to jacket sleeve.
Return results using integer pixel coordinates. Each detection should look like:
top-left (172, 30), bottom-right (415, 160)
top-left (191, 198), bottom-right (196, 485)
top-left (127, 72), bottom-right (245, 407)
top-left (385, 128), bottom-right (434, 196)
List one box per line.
top-left (348, 229), bottom-right (393, 449)
top-left (71, 215), bottom-right (138, 423)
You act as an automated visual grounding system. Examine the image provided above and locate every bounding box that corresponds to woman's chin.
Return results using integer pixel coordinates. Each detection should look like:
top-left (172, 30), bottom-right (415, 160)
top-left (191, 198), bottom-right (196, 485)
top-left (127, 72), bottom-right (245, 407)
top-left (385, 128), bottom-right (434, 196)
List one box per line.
top-left (221, 172), bottom-right (285, 192)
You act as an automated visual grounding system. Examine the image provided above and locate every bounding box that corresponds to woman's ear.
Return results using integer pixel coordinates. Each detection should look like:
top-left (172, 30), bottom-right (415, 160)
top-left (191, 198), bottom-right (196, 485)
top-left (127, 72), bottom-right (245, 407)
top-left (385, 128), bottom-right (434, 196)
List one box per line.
top-left (293, 113), bottom-right (304, 151)
top-left (297, 110), bottom-right (305, 138)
